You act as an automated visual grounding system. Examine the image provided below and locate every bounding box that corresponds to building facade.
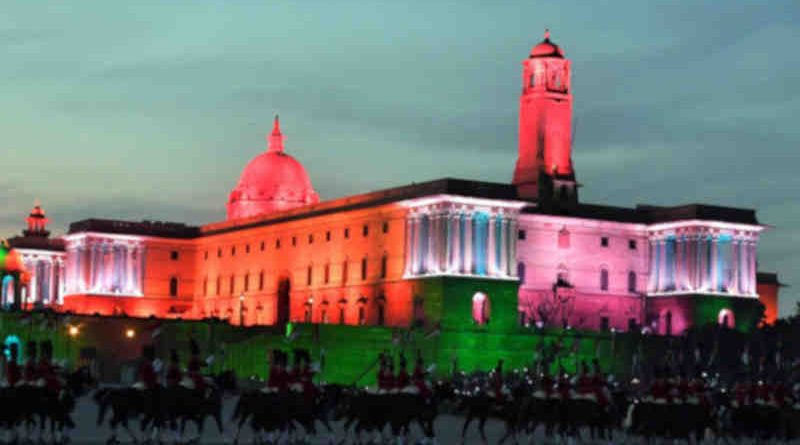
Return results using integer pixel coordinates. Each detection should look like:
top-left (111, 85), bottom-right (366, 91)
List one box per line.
top-left (4, 32), bottom-right (780, 334)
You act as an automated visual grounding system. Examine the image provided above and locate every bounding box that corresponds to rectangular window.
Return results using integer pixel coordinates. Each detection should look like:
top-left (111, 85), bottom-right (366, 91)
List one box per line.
top-left (307, 266), bottom-right (312, 286)
top-left (203, 277), bottom-right (208, 296)
top-left (361, 258), bottom-right (368, 280)
top-left (169, 277), bottom-right (178, 297)
top-left (231, 246), bottom-right (236, 256)
top-left (292, 236), bottom-right (297, 247)
top-left (380, 256), bottom-right (387, 279)
top-left (244, 274), bottom-right (250, 291)
top-left (216, 277), bottom-right (221, 296)
top-left (344, 228), bottom-right (350, 239)
top-left (518, 230), bottom-right (526, 240)
top-left (260, 241), bottom-right (265, 251)
top-left (204, 251), bottom-right (208, 261)
top-left (275, 239), bottom-right (281, 249)
top-left (245, 244), bottom-right (250, 254)
top-left (217, 248), bottom-right (222, 258)
top-left (308, 234), bottom-right (314, 244)
top-left (629, 239), bottom-right (637, 250)
top-left (628, 318), bottom-right (637, 332)
top-left (324, 264), bottom-right (330, 284)
top-left (363, 225), bottom-right (369, 237)
top-left (229, 276), bottom-right (235, 295)
top-left (600, 317), bottom-right (610, 331)
top-left (601, 237), bottom-right (609, 247)
top-left (326, 231), bottom-right (331, 242)
top-left (600, 269), bottom-right (609, 291)
top-left (342, 260), bottom-right (349, 283)
top-left (259, 271), bottom-right (264, 291)
top-left (382, 222), bottom-right (389, 234)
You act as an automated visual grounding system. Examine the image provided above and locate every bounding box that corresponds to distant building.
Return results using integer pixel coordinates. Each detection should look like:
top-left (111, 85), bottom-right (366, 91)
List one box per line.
top-left (3, 32), bottom-right (779, 335)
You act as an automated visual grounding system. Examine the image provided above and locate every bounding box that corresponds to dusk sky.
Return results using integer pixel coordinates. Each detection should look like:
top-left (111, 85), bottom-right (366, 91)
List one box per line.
top-left (2, 2), bottom-right (798, 316)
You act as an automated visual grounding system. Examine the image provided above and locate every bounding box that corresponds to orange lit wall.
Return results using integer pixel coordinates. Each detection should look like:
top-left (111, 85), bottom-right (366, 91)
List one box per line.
top-left (194, 201), bottom-right (413, 327)
top-left (756, 280), bottom-right (779, 325)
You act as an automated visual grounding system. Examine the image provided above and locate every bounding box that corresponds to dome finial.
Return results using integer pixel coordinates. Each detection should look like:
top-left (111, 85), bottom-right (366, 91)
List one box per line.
top-left (544, 28), bottom-right (550, 40)
top-left (268, 114), bottom-right (284, 153)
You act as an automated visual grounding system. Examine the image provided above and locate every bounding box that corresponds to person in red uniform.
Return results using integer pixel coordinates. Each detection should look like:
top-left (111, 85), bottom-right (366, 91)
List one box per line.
top-left (733, 378), bottom-right (750, 407)
top-left (187, 339), bottom-right (206, 392)
top-left (6, 343), bottom-right (21, 387)
top-left (591, 359), bottom-right (609, 406)
top-left (37, 341), bottom-right (62, 394)
top-left (412, 353), bottom-right (431, 399)
top-left (296, 350), bottom-right (316, 402)
top-left (137, 344), bottom-right (159, 391)
top-left (650, 368), bottom-right (670, 402)
top-left (395, 352), bottom-right (410, 389)
top-left (22, 341), bottom-right (38, 384)
top-left (772, 378), bottom-right (789, 408)
top-left (576, 361), bottom-right (593, 397)
top-left (377, 354), bottom-right (395, 391)
top-left (165, 349), bottom-right (182, 389)
top-left (690, 372), bottom-right (709, 407)
top-left (675, 371), bottom-right (691, 403)
top-left (557, 366), bottom-right (572, 400)
top-left (491, 359), bottom-right (505, 402)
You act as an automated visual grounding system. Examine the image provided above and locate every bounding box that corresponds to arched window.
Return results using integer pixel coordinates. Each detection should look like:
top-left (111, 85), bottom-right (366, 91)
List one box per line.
top-left (556, 264), bottom-right (570, 287)
top-left (338, 298), bottom-right (347, 325)
top-left (472, 292), bottom-right (490, 325)
top-left (169, 277), bottom-right (178, 297)
top-left (361, 257), bottom-right (368, 280)
top-left (244, 273), bottom-right (250, 292)
top-left (600, 269), bottom-right (609, 292)
top-left (628, 271), bottom-right (637, 293)
top-left (304, 298), bottom-right (313, 323)
top-left (558, 227), bottom-right (570, 249)
top-left (357, 297), bottom-right (367, 326)
top-left (306, 265), bottom-right (313, 286)
top-left (320, 301), bottom-right (329, 324)
top-left (665, 311), bottom-right (673, 336)
top-left (718, 309), bottom-right (735, 329)
top-left (376, 295), bottom-right (386, 326)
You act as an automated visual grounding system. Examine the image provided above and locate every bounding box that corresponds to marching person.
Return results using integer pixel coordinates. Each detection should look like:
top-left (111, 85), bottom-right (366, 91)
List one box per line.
top-left (6, 343), bottom-right (21, 387)
top-left (538, 366), bottom-right (555, 399)
top-left (576, 361), bottom-right (593, 399)
top-left (490, 359), bottom-right (505, 403)
top-left (412, 352), bottom-right (432, 399)
top-left (165, 349), bottom-right (182, 389)
top-left (377, 354), bottom-right (394, 392)
top-left (296, 350), bottom-right (316, 402)
top-left (591, 359), bottom-right (609, 406)
top-left (557, 365), bottom-right (572, 400)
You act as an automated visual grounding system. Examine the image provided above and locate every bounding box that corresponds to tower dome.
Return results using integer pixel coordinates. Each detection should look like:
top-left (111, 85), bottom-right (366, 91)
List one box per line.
top-left (530, 29), bottom-right (564, 58)
top-left (226, 116), bottom-right (319, 220)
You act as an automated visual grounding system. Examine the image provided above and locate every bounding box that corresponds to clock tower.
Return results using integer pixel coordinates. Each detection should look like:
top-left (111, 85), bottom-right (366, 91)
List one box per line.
top-left (513, 30), bottom-right (578, 210)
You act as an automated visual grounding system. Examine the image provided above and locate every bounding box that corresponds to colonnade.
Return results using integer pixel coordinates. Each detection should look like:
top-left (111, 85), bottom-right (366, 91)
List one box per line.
top-left (65, 238), bottom-right (145, 295)
top-left (21, 254), bottom-right (65, 305)
top-left (648, 230), bottom-right (757, 295)
top-left (404, 205), bottom-right (518, 278)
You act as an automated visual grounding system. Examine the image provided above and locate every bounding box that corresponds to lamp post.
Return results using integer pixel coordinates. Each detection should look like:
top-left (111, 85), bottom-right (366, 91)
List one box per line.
top-left (239, 293), bottom-right (245, 327)
top-left (68, 325), bottom-right (79, 368)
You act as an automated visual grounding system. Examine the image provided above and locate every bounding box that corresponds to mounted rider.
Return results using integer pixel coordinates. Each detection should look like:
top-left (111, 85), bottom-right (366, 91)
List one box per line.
top-left (37, 340), bottom-right (63, 394)
top-left (165, 349), bottom-right (182, 389)
top-left (5, 343), bottom-right (21, 387)
top-left (377, 353), bottom-right (395, 392)
top-left (395, 352), bottom-right (410, 390)
top-left (134, 344), bottom-right (159, 391)
top-left (22, 341), bottom-right (38, 385)
top-left (265, 349), bottom-right (289, 393)
top-left (183, 338), bottom-right (207, 392)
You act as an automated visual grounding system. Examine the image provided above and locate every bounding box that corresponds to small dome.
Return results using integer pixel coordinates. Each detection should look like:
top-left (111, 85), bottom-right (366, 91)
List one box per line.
top-left (226, 117), bottom-right (319, 220)
top-left (530, 29), bottom-right (564, 58)
top-left (0, 242), bottom-right (24, 274)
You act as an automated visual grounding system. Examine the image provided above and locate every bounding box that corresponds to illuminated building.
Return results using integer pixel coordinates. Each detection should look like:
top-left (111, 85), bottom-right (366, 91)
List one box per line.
top-left (3, 31), bottom-right (780, 335)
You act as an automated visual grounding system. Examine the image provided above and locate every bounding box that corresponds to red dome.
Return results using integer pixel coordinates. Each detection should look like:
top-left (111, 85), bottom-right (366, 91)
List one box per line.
top-left (227, 117), bottom-right (319, 220)
top-left (530, 30), bottom-right (564, 58)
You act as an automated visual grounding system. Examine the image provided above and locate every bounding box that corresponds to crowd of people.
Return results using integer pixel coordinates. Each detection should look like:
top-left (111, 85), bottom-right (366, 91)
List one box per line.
top-left (0, 340), bottom-right (65, 394)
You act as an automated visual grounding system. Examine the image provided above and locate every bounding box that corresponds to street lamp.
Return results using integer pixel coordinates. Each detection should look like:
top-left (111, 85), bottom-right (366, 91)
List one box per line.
top-left (67, 325), bottom-right (79, 368)
top-left (125, 328), bottom-right (135, 339)
top-left (68, 325), bottom-right (79, 337)
top-left (239, 293), bottom-right (245, 327)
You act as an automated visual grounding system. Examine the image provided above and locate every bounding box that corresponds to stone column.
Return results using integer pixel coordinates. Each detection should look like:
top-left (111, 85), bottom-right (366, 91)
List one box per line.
top-left (138, 246), bottom-right (146, 295)
top-left (657, 239), bottom-right (667, 292)
top-left (508, 217), bottom-right (518, 277)
top-left (463, 212), bottom-right (473, 274)
top-left (676, 235), bottom-right (685, 290)
top-left (487, 213), bottom-right (496, 276)
top-left (449, 212), bottom-right (461, 273)
top-left (710, 235), bottom-right (719, 292)
top-left (499, 215), bottom-right (509, 277)
top-left (427, 211), bottom-right (437, 274)
top-left (410, 214), bottom-right (420, 274)
top-left (729, 239), bottom-right (739, 294)
top-left (404, 216), bottom-right (414, 276)
top-left (748, 240), bottom-right (757, 295)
